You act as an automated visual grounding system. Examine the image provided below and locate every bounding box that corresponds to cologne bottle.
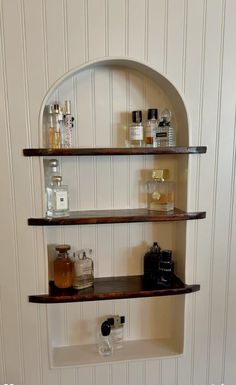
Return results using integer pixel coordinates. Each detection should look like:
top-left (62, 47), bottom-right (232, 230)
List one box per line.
top-left (53, 103), bottom-right (62, 148)
top-left (107, 315), bottom-right (125, 349)
top-left (156, 108), bottom-right (176, 147)
top-left (63, 100), bottom-right (74, 148)
top-left (73, 249), bottom-right (94, 290)
top-left (47, 104), bottom-right (55, 148)
top-left (46, 175), bottom-right (69, 217)
top-left (98, 320), bottom-right (113, 357)
top-left (147, 169), bottom-right (174, 211)
top-left (145, 108), bottom-right (159, 146)
top-left (143, 242), bottom-right (161, 287)
top-left (157, 249), bottom-right (174, 287)
top-left (128, 110), bottom-right (144, 147)
top-left (54, 244), bottom-right (74, 289)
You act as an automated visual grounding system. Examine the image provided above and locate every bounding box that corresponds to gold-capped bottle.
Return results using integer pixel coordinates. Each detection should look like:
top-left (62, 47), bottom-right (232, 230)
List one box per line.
top-left (147, 169), bottom-right (174, 211)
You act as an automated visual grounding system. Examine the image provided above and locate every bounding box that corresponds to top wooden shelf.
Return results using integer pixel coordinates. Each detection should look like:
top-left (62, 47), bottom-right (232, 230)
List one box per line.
top-left (23, 146), bottom-right (207, 157)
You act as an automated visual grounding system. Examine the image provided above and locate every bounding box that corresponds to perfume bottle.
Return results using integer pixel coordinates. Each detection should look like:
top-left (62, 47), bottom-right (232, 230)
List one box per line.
top-left (145, 108), bottom-right (159, 146)
top-left (73, 249), bottom-right (94, 289)
top-left (47, 104), bottom-right (55, 148)
top-left (107, 315), bottom-right (125, 349)
top-left (157, 249), bottom-right (174, 287)
top-left (53, 103), bottom-right (62, 148)
top-left (128, 110), bottom-right (144, 147)
top-left (64, 100), bottom-right (74, 148)
top-left (147, 169), bottom-right (175, 211)
top-left (156, 108), bottom-right (176, 147)
top-left (143, 242), bottom-right (161, 287)
top-left (54, 244), bottom-right (74, 289)
top-left (98, 320), bottom-right (113, 357)
top-left (46, 175), bottom-right (69, 217)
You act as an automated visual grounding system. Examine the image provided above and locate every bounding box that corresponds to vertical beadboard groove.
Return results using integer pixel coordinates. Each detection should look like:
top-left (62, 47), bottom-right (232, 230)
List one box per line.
top-left (125, 0), bottom-right (129, 56)
top-left (221, 106), bottom-right (236, 383)
top-left (144, 0), bottom-right (148, 62)
top-left (105, 0), bottom-right (109, 56)
top-left (181, 0), bottom-right (188, 92)
top-left (63, 0), bottom-right (69, 71)
top-left (0, 289), bottom-right (6, 382)
top-left (41, 0), bottom-right (49, 90)
top-left (163, 0), bottom-right (168, 73)
top-left (84, 0), bottom-right (89, 62)
top-left (206, 1), bottom-right (227, 383)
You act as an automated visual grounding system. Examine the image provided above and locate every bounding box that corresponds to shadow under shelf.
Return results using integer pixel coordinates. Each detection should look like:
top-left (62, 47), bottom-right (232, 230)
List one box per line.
top-left (28, 275), bottom-right (200, 304)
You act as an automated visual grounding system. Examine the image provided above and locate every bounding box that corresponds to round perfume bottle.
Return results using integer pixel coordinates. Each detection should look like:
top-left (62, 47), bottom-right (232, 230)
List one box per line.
top-left (54, 244), bottom-right (74, 289)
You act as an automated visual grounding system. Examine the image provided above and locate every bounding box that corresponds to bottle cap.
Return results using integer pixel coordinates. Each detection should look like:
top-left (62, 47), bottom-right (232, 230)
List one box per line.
top-left (55, 244), bottom-right (71, 253)
top-left (161, 249), bottom-right (172, 261)
top-left (148, 108), bottom-right (158, 120)
top-left (64, 100), bottom-right (71, 115)
top-left (152, 169), bottom-right (169, 181)
top-left (53, 104), bottom-right (60, 113)
top-left (132, 110), bottom-right (142, 123)
top-left (49, 159), bottom-right (59, 168)
top-left (47, 104), bottom-right (54, 114)
top-left (101, 320), bottom-right (111, 336)
top-left (51, 175), bottom-right (62, 186)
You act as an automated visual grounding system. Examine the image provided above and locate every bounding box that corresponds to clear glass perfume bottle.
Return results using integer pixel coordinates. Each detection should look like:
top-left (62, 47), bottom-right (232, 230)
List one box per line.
top-left (54, 244), bottom-right (74, 289)
top-left (145, 108), bottom-right (159, 146)
top-left (46, 175), bottom-right (69, 217)
top-left (98, 320), bottom-right (113, 357)
top-left (147, 169), bottom-right (175, 211)
top-left (73, 249), bottom-right (94, 290)
top-left (53, 103), bottom-right (62, 148)
top-left (128, 110), bottom-right (144, 147)
top-left (47, 104), bottom-right (55, 148)
top-left (107, 315), bottom-right (125, 349)
top-left (64, 100), bottom-right (74, 148)
top-left (156, 108), bottom-right (176, 147)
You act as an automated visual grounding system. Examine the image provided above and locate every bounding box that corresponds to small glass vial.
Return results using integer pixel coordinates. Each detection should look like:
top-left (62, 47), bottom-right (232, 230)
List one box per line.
top-left (147, 169), bottom-right (174, 211)
top-left (54, 244), bottom-right (74, 289)
top-left (73, 249), bottom-right (94, 289)
top-left (53, 103), bottom-right (62, 148)
top-left (47, 104), bottom-right (55, 148)
top-left (107, 315), bottom-right (125, 349)
top-left (145, 108), bottom-right (159, 146)
top-left (128, 110), bottom-right (144, 147)
top-left (157, 249), bottom-right (174, 287)
top-left (64, 100), bottom-right (74, 148)
top-left (156, 108), bottom-right (176, 147)
top-left (143, 242), bottom-right (161, 287)
top-left (46, 175), bottom-right (69, 217)
top-left (98, 320), bottom-right (113, 357)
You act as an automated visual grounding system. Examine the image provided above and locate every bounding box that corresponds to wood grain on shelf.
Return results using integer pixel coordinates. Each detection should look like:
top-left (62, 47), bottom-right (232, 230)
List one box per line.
top-left (28, 208), bottom-right (206, 226)
top-left (23, 146), bottom-right (207, 156)
top-left (28, 275), bottom-right (200, 303)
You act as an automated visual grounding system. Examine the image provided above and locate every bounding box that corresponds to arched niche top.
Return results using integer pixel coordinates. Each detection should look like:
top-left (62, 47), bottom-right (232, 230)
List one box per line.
top-left (39, 57), bottom-right (190, 146)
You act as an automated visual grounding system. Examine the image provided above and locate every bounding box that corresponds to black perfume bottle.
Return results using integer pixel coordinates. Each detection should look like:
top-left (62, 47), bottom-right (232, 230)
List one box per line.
top-left (157, 249), bottom-right (174, 287)
top-left (143, 242), bottom-right (161, 287)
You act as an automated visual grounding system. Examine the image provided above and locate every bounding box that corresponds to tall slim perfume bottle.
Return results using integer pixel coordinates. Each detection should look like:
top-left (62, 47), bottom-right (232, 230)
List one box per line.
top-left (143, 242), bottom-right (161, 287)
top-left (73, 249), bottom-right (94, 289)
top-left (157, 249), bottom-right (174, 287)
top-left (64, 100), bottom-right (74, 148)
top-left (54, 244), bottom-right (74, 289)
top-left (53, 104), bottom-right (62, 148)
top-left (147, 169), bottom-right (175, 211)
top-left (47, 104), bottom-right (55, 148)
top-left (46, 175), bottom-right (69, 217)
top-left (145, 108), bottom-right (159, 146)
top-left (128, 110), bottom-right (144, 147)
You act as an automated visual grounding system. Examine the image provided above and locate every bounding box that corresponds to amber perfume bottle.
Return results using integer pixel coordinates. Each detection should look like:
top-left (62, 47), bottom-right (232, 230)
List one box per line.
top-left (147, 169), bottom-right (174, 211)
top-left (54, 244), bottom-right (74, 289)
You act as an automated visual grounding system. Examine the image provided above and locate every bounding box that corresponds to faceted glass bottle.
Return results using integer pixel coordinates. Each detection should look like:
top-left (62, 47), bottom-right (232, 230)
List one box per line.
top-left (46, 175), bottom-right (69, 217)
top-left (54, 244), bottom-right (74, 289)
top-left (145, 108), bottom-right (159, 146)
top-left (73, 249), bottom-right (94, 290)
top-left (156, 108), bottom-right (176, 147)
top-left (147, 169), bottom-right (175, 211)
top-left (128, 110), bottom-right (144, 147)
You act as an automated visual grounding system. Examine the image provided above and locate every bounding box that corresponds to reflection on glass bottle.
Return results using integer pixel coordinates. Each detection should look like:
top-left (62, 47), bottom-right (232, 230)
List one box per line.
top-left (46, 175), bottom-right (69, 217)
top-left (54, 244), bottom-right (74, 289)
top-left (147, 169), bottom-right (174, 211)
top-left (73, 249), bottom-right (94, 290)
top-left (98, 320), bottom-right (113, 357)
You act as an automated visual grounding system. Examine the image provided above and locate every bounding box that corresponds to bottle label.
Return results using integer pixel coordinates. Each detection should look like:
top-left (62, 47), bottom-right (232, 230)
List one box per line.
top-left (55, 191), bottom-right (68, 210)
top-left (74, 261), bottom-right (92, 276)
top-left (156, 132), bottom-right (167, 138)
top-left (129, 126), bottom-right (143, 140)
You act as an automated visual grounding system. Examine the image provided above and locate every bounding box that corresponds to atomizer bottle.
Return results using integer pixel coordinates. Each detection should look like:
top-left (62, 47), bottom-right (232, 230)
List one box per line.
top-left (147, 169), bottom-right (174, 211)
top-left (107, 315), bottom-right (125, 349)
top-left (64, 100), bottom-right (74, 148)
top-left (73, 249), bottom-right (94, 290)
top-left (47, 104), bottom-right (55, 148)
top-left (46, 175), bottom-right (69, 217)
top-left (145, 108), bottom-right (159, 146)
top-left (53, 103), bottom-right (62, 148)
top-left (128, 110), bottom-right (144, 147)
top-left (54, 244), bottom-right (74, 289)
top-left (98, 320), bottom-right (113, 357)
top-left (143, 242), bottom-right (161, 287)
top-left (156, 108), bottom-right (176, 147)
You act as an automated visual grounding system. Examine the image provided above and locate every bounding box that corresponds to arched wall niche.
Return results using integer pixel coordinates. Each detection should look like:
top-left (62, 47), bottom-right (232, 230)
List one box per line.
top-left (39, 57), bottom-right (190, 148)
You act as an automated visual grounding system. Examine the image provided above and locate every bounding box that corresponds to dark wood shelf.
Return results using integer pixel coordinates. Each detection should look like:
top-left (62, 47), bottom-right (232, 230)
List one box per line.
top-left (23, 146), bottom-right (207, 157)
top-left (28, 275), bottom-right (200, 304)
top-left (28, 208), bottom-right (206, 226)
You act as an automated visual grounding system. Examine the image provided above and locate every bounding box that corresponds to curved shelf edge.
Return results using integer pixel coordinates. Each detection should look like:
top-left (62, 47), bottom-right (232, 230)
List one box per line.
top-left (28, 208), bottom-right (206, 226)
top-left (28, 275), bottom-right (200, 304)
top-left (23, 146), bottom-right (207, 156)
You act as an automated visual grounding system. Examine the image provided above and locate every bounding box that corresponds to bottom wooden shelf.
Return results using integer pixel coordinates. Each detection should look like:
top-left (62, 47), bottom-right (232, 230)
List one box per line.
top-left (51, 338), bottom-right (182, 367)
top-left (28, 275), bottom-right (200, 303)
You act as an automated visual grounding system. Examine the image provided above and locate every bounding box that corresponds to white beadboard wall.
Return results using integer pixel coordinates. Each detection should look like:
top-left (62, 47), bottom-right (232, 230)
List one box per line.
top-left (0, 0), bottom-right (236, 385)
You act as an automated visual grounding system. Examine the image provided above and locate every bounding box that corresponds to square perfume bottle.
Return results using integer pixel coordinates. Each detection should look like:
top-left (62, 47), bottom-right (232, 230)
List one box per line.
top-left (147, 169), bottom-right (174, 211)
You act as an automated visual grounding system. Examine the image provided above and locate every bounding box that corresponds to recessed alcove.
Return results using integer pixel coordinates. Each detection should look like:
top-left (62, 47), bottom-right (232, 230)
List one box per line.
top-left (26, 57), bottom-right (205, 367)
